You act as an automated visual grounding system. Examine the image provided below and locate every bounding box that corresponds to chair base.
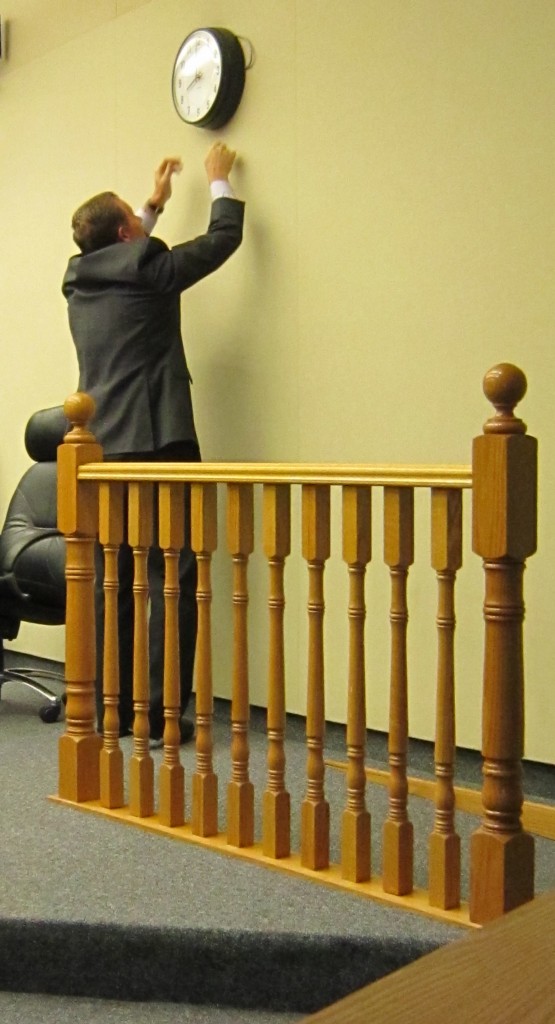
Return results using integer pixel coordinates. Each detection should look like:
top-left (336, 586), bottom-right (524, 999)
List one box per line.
top-left (0, 664), bottom-right (66, 723)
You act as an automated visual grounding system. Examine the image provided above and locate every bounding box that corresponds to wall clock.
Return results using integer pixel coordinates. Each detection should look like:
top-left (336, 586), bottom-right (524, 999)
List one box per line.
top-left (172, 27), bottom-right (247, 129)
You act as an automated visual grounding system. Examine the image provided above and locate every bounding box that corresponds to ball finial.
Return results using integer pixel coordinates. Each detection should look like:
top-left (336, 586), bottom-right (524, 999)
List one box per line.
top-left (62, 392), bottom-right (97, 443)
top-left (482, 363), bottom-right (527, 434)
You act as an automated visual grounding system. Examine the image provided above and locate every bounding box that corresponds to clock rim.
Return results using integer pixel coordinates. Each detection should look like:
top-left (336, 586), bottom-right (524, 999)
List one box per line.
top-left (171, 26), bottom-right (246, 129)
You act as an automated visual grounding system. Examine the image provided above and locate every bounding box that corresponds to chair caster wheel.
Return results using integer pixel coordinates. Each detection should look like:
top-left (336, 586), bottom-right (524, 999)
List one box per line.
top-left (40, 700), bottom-right (62, 724)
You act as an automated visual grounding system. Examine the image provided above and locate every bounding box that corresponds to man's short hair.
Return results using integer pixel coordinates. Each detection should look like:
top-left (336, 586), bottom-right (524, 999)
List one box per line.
top-left (71, 191), bottom-right (126, 254)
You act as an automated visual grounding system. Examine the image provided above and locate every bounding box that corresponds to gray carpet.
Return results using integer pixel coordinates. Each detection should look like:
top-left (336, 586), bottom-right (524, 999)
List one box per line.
top-left (1, 655), bottom-right (554, 1023)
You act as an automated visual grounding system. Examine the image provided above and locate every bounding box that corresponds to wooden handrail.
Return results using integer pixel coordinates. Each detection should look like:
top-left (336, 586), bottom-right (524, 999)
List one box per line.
top-left (75, 462), bottom-right (472, 488)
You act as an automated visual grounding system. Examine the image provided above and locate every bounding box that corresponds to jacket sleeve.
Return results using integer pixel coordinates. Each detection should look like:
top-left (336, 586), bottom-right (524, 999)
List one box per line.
top-left (138, 197), bottom-right (245, 294)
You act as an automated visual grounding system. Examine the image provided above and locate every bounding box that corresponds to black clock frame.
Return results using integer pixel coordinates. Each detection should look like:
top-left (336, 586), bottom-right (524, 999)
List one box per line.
top-left (172, 27), bottom-right (246, 130)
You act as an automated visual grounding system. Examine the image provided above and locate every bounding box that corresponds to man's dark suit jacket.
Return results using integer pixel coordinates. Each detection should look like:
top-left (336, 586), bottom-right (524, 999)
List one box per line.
top-left (62, 197), bottom-right (244, 455)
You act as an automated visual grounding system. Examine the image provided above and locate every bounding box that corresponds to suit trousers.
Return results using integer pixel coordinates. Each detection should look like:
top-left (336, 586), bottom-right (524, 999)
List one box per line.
top-left (94, 440), bottom-right (201, 735)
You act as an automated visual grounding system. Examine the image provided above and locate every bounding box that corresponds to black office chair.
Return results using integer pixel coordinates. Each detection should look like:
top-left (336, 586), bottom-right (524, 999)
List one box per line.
top-left (0, 406), bottom-right (68, 722)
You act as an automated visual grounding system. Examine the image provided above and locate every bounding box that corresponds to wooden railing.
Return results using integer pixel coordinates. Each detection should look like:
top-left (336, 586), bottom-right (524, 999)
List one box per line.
top-left (53, 363), bottom-right (538, 927)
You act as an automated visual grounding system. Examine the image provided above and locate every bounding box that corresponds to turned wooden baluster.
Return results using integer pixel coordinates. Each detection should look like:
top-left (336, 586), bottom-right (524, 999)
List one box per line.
top-left (57, 392), bottom-right (103, 802)
top-left (262, 484), bottom-right (291, 859)
top-left (470, 363), bottom-right (537, 924)
top-left (383, 486), bottom-right (414, 895)
top-left (99, 481), bottom-right (125, 809)
top-left (227, 483), bottom-right (255, 848)
top-left (128, 482), bottom-right (154, 818)
top-left (341, 485), bottom-right (372, 882)
top-left (301, 485), bottom-right (330, 871)
top-left (429, 488), bottom-right (462, 909)
top-left (190, 483), bottom-right (219, 837)
top-left (158, 483), bottom-right (185, 827)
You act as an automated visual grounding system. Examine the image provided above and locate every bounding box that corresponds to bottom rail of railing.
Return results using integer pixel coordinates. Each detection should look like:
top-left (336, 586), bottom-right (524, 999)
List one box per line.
top-left (48, 792), bottom-right (475, 929)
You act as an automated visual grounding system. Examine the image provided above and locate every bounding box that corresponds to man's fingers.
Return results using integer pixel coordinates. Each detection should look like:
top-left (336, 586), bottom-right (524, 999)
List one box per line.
top-left (156, 157), bottom-right (183, 179)
top-left (205, 141), bottom-right (237, 177)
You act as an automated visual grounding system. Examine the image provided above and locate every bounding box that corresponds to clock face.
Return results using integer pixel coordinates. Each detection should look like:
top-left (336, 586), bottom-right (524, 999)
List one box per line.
top-left (172, 28), bottom-right (246, 129)
top-left (172, 30), bottom-right (222, 125)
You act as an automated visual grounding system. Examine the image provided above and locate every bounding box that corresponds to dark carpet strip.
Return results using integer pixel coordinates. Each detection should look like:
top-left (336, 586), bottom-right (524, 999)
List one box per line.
top-left (0, 918), bottom-right (446, 1013)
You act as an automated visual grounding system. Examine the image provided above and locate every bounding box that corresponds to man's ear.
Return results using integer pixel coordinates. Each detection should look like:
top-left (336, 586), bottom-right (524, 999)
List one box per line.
top-left (117, 223), bottom-right (131, 243)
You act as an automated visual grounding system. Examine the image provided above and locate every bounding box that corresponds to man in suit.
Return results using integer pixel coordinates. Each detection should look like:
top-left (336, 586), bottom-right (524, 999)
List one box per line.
top-left (62, 142), bottom-right (244, 744)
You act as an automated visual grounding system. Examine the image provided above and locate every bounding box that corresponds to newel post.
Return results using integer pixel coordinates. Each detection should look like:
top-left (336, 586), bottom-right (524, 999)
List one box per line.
top-left (470, 363), bottom-right (537, 924)
top-left (57, 392), bottom-right (103, 801)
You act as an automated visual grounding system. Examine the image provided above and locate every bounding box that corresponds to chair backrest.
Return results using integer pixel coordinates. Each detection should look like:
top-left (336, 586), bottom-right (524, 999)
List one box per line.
top-left (0, 406), bottom-right (68, 614)
top-left (24, 405), bottom-right (68, 464)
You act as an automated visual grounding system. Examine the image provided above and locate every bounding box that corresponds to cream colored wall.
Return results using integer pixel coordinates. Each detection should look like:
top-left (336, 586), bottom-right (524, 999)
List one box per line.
top-left (1, 1), bottom-right (553, 761)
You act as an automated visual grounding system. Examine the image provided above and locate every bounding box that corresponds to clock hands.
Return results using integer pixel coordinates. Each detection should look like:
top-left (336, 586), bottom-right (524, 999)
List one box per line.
top-left (187, 72), bottom-right (202, 91)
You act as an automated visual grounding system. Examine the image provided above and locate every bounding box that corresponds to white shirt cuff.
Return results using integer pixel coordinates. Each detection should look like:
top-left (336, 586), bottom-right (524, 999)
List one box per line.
top-left (136, 205), bottom-right (158, 236)
top-left (210, 179), bottom-right (236, 201)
